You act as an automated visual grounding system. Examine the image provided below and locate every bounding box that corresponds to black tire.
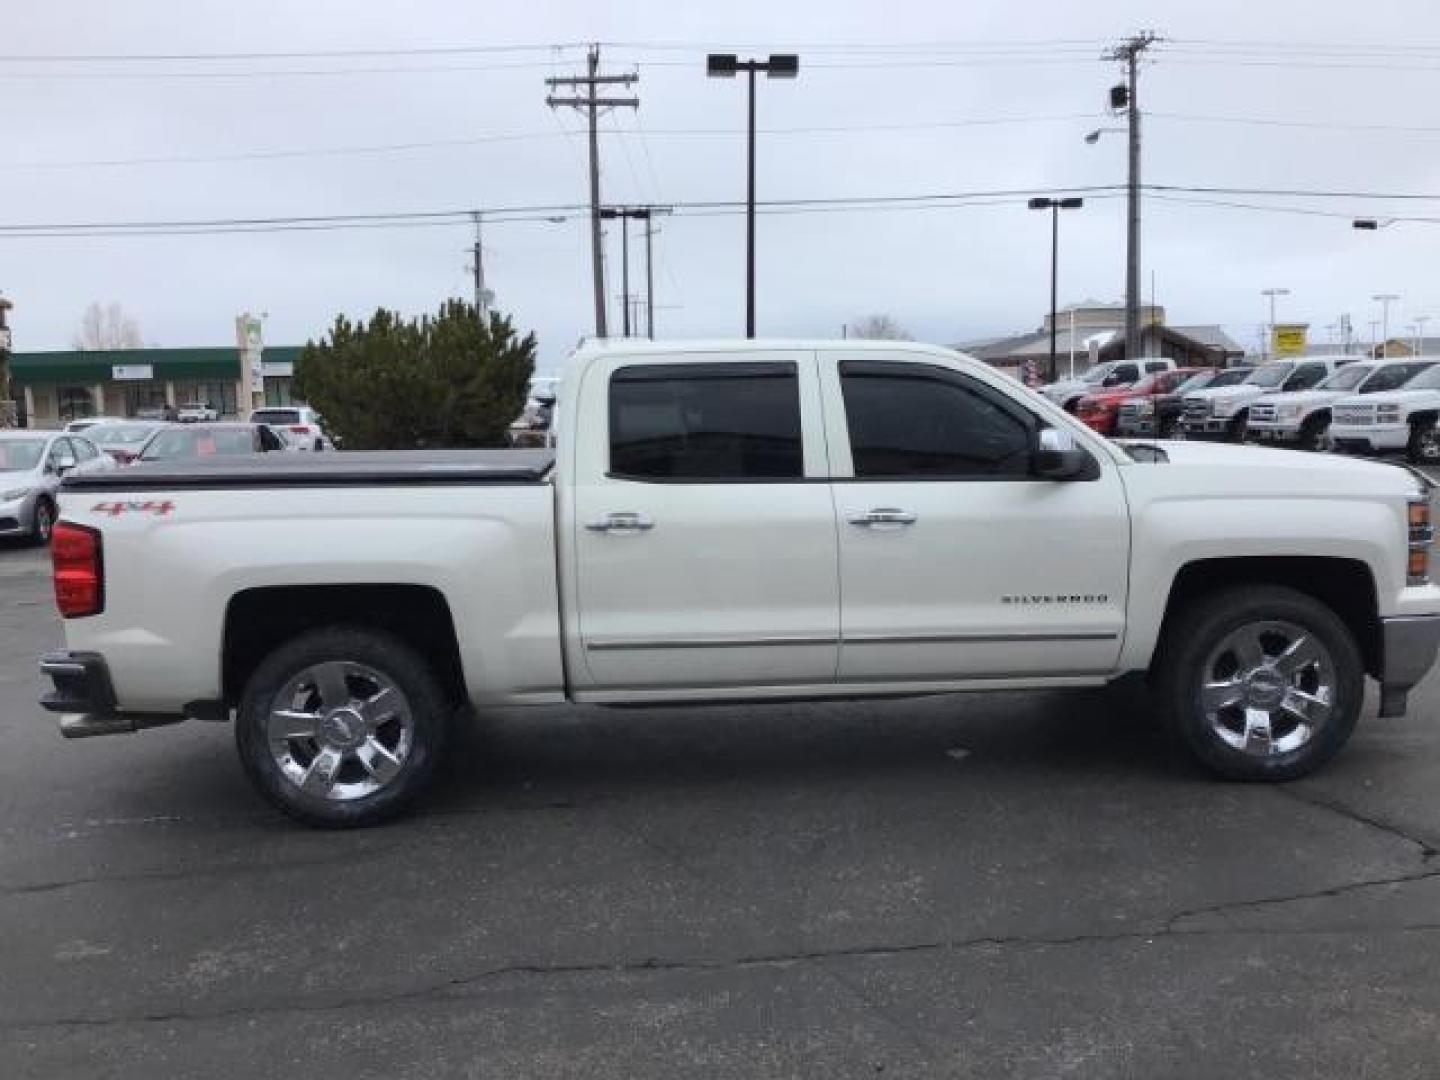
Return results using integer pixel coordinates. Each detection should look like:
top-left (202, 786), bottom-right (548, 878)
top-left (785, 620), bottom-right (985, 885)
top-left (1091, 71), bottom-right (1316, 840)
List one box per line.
top-left (1154, 585), bottom-right (1363, 781)
top-left (313, 439), bottom-right (324, 452)
top-left (1226, 410), bottom-right (1249, 442)
top-left (1407, 421), bottom-right (1440, 465)
top-left (235, 627), bottom-right (453, 827)
top-left (1158, 415), bottom-right (1180, 439)
top-left (30, 497), bottom-right (55, 546)
top-left (1296, 413), bottom-right (1329, 453)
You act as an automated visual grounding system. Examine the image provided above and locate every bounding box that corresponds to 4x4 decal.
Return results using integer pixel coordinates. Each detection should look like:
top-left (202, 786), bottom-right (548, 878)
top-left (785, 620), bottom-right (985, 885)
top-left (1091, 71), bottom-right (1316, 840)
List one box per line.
top-left (91, 500), bottom-right (176, 517)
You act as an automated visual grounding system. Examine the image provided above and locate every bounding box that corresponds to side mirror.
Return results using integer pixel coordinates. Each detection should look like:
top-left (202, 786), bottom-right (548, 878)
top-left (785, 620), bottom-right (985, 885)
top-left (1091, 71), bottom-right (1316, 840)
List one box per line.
top-left (1032, 428), bottom-right (1098, 481)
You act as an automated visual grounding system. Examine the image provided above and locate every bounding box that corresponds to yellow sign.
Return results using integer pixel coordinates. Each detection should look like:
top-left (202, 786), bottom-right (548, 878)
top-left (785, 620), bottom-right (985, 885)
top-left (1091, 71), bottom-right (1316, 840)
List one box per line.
top-left (1272, 323), bottom-right (1308, 357)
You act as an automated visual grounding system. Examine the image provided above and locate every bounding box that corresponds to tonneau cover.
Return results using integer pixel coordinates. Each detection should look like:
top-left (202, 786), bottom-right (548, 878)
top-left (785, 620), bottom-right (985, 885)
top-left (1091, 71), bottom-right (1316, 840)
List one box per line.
top-left (63, 448), bottom-right (556, 491)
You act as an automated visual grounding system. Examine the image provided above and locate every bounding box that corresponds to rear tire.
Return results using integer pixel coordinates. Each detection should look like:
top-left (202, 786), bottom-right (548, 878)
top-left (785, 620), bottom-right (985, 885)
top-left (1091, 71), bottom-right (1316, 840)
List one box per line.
top-left (1154, 585), bottom-right (1362, 781)
top-left (235, 627), bottom-right (453, 827)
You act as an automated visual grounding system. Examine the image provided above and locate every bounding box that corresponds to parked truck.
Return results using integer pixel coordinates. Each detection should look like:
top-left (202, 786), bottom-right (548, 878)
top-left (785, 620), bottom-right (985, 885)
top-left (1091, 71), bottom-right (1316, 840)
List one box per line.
top-left (39, 340), bottom-right (1440, 826)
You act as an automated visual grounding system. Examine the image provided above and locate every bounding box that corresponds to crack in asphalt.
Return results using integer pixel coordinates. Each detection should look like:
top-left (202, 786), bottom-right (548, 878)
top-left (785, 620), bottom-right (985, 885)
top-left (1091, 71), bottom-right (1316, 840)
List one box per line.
top-left (1162, 864), bottom-right (1440, 932)
top-left (11, 916), bottom-right (1440, 1033)
top-left (1275, 784), bottom-right (1439, 861)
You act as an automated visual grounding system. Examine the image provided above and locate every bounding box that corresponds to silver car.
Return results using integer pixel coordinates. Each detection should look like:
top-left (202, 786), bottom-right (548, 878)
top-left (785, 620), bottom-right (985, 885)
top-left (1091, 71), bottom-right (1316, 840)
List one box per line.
top-left (0, 431), bottom-right (115, 544)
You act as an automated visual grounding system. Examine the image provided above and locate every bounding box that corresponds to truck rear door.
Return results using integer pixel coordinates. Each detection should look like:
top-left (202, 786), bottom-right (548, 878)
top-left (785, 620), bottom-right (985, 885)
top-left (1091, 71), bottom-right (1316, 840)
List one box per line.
top-left (565, 350), bottom-right (839, 694)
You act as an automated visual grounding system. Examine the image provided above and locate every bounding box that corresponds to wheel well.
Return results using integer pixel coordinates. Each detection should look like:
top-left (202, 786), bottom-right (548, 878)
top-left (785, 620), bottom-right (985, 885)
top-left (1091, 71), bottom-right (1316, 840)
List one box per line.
top-left (1408, 410), bottom-right (1438, 429)
top-left (222, 584), bottom-right (466, 705)
top-left (1160, 557), bottom-right (1380, 678)
top-left (1301, 408), bottom-right (1330, 428)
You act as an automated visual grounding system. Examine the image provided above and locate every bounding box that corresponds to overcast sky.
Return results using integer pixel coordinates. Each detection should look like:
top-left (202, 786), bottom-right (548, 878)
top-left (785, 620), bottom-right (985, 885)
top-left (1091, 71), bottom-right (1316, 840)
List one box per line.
top-left (5, 0), bottom-right (1440, 369)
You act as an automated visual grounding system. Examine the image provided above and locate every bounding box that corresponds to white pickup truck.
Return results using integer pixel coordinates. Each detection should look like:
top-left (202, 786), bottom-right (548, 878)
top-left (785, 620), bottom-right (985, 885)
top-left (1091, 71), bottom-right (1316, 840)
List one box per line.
top-left (39, 340), bottom-right (1440, 826)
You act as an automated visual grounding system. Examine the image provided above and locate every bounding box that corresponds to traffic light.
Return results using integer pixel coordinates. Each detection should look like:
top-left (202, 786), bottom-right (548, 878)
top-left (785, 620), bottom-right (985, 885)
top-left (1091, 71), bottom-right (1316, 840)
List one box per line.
top-left (1110, 83), bottom-right (1129, 110)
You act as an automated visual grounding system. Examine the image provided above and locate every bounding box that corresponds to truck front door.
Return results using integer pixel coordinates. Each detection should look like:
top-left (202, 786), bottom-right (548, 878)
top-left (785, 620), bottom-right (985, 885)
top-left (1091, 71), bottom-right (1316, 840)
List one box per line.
top-left (566, 351), bottom-right (840, 695)
top-left (821, 354), bottom-right (1131, 683)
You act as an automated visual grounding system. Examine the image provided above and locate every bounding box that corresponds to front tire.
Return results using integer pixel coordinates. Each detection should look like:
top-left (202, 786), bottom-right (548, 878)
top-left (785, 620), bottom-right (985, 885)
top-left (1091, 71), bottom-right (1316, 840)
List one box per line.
top-left (30, 498), bottom-right (55, 546)
top-left (1154, 586), bottom-right (1362, 781)
top-left (1408, 421), bottom-right (1440, 465)
top-left (1296, 413), bottom-right (1330, 453)
top-left (235, 627), bottom-right (453, 827)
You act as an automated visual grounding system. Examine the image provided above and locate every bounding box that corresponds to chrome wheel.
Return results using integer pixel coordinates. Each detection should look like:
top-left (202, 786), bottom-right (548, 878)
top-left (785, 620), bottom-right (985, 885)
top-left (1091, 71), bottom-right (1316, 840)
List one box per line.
top-left (267, 661), bottom-right (415, 801)
top-left (1200, 620), bottom-right (1335, 757)
top-left (34, 501), bottom-right (53, 543)
top-left (1413, 426), bottom-right (1440, 463)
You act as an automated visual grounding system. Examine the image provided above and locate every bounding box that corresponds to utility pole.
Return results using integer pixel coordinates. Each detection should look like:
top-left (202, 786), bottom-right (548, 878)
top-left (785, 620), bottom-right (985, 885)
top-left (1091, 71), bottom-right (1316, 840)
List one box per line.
top-left (469, 212), bottom-right (490, 320)
top-left (600, 206), bottom-right (671, 339)
top-left (644, 216), bottom-right (656, 339)
top-left (1105, 31), bottom-right (1160, 361)
top-left (1373, 293), bottom-right (1400, 359)
top-left (546, 46), bottom-right (638, 339)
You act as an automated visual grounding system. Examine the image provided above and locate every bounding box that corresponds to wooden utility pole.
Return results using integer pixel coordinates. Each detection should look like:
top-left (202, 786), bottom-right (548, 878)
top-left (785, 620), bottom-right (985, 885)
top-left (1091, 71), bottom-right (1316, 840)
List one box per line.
top-left (1105, 31), bottom-right (1160, 361)
top-left (546, 47), bottom-right (638, 339)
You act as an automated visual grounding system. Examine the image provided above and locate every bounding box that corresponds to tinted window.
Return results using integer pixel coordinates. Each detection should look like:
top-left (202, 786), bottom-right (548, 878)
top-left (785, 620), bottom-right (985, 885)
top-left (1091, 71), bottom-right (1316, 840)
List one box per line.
top-left (1144, 361), bottom-right (1169, 373)
top-left (609, 364), bottom-right (803, 480)
top-left (1111, 364), bottom-right (1140, 383)
top-left (1363, 362), bottom-right (1435, 393)
top-left (251, 409), bottom-right (302, 426)
top-left (1174, 371), bottom-right (1216, 393)
top-left (1210, 368), bottom-right (1253, 387)
top-left (1287, 363), bottom-right (1329, 390)
top-left (258, 427), bottom-right (285, 452)
top-left (841, 364), bottom-right (1033, 478)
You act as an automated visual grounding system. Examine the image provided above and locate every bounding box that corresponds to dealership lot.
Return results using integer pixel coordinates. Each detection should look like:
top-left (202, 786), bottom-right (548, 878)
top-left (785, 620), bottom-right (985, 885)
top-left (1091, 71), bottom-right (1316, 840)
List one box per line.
top-left (4, 484), bottom-right (1440, 1077)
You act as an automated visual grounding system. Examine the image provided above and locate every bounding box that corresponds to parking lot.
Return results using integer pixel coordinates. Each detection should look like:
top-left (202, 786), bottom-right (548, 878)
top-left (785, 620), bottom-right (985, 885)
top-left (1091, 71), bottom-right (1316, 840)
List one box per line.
top-left (4, 487), bottom-right (1440, 1079)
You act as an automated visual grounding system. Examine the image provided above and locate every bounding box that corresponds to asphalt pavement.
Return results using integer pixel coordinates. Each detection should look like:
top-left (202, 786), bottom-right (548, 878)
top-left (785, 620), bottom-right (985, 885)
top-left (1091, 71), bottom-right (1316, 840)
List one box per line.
top-left (3, 526), bottom-right (1440, 1079)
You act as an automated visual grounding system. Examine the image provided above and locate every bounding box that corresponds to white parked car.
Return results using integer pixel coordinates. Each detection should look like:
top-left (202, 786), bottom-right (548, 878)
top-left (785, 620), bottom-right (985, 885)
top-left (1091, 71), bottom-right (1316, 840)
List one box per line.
top-left (37, 339), bottom-right (1440, 827)
top-left (249, 407), bottom-right (330, 452)
top-left (177, 402), bottom-right (219, 423)
top-left (1180, 358), bottom-right (1338, 440)
top-left (1248, 360), bottom-right (1436, 451)
top-left (1041, 358), bottom-right (1177, 412)
top-left (1330, 359), bottom-right (1440, 463)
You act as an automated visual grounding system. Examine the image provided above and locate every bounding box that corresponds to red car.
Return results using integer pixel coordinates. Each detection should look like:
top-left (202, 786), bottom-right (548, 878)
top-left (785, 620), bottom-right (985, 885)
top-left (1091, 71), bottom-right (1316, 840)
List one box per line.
top-left (1075, 367), bottom-right (1210, 435)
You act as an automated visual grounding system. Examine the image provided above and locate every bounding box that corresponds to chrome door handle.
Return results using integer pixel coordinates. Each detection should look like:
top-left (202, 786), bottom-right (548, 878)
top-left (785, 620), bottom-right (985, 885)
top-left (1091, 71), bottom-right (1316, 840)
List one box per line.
top-left (585, 512), bottom-right (655, 532)
top-left (846, 507), bottom-right (918, 526)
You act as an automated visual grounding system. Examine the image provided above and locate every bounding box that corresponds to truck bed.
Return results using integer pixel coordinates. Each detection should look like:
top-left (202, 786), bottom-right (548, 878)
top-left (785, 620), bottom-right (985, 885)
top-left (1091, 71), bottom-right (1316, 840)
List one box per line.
top-left (63, 449), bottom-right (556, 491)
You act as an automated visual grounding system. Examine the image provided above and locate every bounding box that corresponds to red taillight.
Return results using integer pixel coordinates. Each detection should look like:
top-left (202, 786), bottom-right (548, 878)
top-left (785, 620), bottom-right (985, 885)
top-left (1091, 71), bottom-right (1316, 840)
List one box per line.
top-left (289, 425), bottom-right (309, 434)
top-left (52, 522), bottom-right (104, 618)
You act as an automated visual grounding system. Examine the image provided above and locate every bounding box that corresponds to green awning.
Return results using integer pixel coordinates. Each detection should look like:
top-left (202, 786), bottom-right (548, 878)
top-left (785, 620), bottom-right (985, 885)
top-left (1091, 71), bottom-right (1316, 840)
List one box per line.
top-left (10, 345), bottom-right (303, 384)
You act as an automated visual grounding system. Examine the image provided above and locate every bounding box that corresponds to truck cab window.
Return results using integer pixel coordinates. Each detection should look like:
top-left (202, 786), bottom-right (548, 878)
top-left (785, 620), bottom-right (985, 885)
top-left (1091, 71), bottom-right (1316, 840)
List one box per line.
top-left (609, 363), bottom-right (803, 480)
top-left (840, 363), bottom-right (1033, 478)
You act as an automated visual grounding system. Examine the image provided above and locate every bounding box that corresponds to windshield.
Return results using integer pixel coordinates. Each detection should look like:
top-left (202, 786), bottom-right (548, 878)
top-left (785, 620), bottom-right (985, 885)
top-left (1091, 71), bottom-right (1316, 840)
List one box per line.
top-left (1246, 364), bottom-right (1294, 388)
top-left (1173, 371), bottom-right (1215, 393)
top-left (1208, 368), bottom-right (1252, 388)
top-left (1079, 363), bottom-right (1116, 384)
top-left (141, 428), bottom-right (256, 460)
top-left (1363, 362), bottom-right (1437, 393)
top-left (0, 438), bottom-right (48, 471)
top-left (1403, 365), bottom-right (1440, 391)
top-left (1317, 365), bottom-right (1372, 392)
top-left (251, 409), bottom-right (301, 425)
top-left (87, 423), bottom-right (157, 445)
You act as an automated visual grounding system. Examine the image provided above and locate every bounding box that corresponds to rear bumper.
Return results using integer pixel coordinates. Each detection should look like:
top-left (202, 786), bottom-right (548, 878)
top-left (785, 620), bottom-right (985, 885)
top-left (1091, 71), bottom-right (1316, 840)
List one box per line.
top-left (1378, 615), bottom-right (1440, 717)
top-left (38, 650), bottom-right (183, 738)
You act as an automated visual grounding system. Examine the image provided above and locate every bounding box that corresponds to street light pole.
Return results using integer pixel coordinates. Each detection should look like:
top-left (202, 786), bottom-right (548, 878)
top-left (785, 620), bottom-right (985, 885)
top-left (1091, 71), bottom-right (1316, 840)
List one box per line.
top-left (1416, 315), bottom-right (1431, 357)
top-left (1373, 293), bottom-right (1400, 359)
top-left (1260, 287), bottom-right (1290, 362)
top-left (707, 52), bottom-right (799, 339)
top-left (1028, 197), bottom-right (1084, 382)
